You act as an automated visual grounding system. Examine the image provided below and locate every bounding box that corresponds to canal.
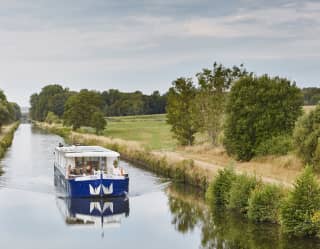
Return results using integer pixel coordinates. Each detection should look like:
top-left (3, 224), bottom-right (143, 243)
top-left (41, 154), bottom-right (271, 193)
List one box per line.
top-left (0, 124), bottom-right (319, 249)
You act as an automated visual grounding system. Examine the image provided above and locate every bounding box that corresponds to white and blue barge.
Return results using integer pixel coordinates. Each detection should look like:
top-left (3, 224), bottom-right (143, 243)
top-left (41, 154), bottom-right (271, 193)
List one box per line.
top-left (54, 145), bottom-right (129, 198)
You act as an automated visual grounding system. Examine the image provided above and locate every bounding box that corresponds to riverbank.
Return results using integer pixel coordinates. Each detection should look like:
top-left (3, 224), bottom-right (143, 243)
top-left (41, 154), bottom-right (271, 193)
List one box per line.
top-left (0, 122), bottom-right (20, 173)
top-left (35, 121), bottom-right (211, 189)
top-left (34, 121), bottom-right (302, 189)
top-left (80, 114), bottom-right (306, 187)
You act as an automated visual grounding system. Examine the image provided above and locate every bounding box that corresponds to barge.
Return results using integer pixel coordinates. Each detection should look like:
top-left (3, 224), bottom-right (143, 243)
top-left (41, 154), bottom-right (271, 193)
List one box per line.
top-left (54, 145), bottom-right (129, 198)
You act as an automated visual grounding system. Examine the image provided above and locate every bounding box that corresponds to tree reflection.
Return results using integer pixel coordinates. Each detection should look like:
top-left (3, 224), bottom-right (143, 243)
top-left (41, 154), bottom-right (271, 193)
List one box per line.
top-left (166, 184), bottom-right (320, 249)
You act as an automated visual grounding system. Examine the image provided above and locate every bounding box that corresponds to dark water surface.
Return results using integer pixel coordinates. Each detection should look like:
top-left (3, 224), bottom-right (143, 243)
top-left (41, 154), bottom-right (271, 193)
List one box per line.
top-left (0, 124), bottom-right (319, 249)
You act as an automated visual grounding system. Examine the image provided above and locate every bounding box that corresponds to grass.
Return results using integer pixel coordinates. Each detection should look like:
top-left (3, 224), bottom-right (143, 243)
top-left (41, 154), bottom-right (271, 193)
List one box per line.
top-left (80, 114), bottom-right (177, 150)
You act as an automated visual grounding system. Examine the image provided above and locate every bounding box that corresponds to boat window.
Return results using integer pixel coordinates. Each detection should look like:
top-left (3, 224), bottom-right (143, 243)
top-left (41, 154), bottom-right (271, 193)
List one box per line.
top-left (70, 157), bottom-right (100, 176)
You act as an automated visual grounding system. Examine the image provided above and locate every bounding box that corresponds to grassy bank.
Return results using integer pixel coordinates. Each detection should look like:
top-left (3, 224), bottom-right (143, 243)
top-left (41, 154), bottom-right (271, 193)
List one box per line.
top-left (0, 122), bottom-right (20, 173)
top-left (78, 114), bottom-right (305, 187)
top-left (35, 111), bottom-right (308, 190)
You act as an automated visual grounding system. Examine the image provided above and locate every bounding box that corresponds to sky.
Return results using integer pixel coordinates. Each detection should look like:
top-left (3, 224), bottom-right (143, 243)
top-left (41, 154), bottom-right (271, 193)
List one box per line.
top-left (0, 0), bottom-right (319, 106)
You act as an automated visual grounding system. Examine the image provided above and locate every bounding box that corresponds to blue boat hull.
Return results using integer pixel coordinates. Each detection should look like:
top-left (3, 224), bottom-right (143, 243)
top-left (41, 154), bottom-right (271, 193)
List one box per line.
top-left (54, 165), bottom-right (129, 198)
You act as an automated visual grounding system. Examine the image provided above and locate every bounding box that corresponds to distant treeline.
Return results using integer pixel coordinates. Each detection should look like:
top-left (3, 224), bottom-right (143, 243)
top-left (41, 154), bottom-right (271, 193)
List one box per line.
top-left (0, 90), bottom-right (21, 132)
top-left (29, 85), bottom-right (167, 132)
top-left (302, 87), bottom-right (320, 105)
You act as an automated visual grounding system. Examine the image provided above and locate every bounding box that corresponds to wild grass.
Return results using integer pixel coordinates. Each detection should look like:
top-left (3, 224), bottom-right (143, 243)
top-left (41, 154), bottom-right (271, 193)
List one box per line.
top-left (0, 122), bottom-right (20, 160)
top-left (79, 114), bottom-right (177, 150)
top-left (303, 105), bottom-right (316, 114)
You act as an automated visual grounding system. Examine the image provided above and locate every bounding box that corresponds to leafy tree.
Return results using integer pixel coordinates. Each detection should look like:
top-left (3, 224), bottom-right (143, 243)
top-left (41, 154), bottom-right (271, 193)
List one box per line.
top-left (29, 84), bottom-right (70, 121)
top-left (280, 167), bottom-right (320, 237)
top-left (224, 75), bottom-right (303, 161)
top-left (293, 104), bottom-right (320, 168)
top-left (8, 102), bottom-right (21, 121)
top-left (63, 89), bottom-right (103, 130)
top-left (195, 63), bottom-right (248, 145)
top-left (0, 100), bottom-right (10, 132)
top-left (0, 90), bottom-right (21, 132)
top-left (90, 111), bottom-right (107, 134)
top-left (166, 78), bottom-right (198, 145)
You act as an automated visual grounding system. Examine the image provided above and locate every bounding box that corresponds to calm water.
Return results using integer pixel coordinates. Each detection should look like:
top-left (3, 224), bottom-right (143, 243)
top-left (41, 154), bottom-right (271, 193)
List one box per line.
top-left (0, 124), bottom-right (319, 249)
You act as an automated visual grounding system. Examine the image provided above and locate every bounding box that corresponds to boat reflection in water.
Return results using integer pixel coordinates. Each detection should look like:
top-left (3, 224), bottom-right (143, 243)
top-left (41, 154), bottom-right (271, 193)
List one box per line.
top-left (56, 197), bottom-right (129, 227)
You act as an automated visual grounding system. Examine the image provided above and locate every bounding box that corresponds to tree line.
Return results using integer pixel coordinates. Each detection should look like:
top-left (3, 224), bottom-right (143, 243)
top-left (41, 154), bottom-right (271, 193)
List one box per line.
top-left (166, 62), bottom-right (320, 164)
top-left (0, 90), bottom-right (21, 132)
top-left (302, 87), bottom-right (320, 105)
top-left (29, 85), bottom-right (167, 133)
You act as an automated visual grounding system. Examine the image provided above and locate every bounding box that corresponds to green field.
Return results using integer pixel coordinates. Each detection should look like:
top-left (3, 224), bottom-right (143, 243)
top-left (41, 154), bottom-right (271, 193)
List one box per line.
top-left (80, 114), bottom-right (177, 150)
top-left (106, 114), bottom-right (176, 150)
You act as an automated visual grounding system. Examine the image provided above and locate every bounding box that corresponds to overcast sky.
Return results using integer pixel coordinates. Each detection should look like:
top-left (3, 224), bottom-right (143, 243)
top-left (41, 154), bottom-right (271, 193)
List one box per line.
top-left (0, 0), bottom-right (319, 106)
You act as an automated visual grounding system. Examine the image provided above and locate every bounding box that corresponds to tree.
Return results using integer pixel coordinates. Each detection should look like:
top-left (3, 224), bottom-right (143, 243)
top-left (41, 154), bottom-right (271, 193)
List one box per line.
top-left (280, 167), bottom-right (320, 237)
top-left (166, 78), bottom-right (198, 145)
top-left (29, 84), bottom-right (70, 121)
top-left (0, 90), bottom-right (20, 132)
top-left (293, 104), bottom-right (320, 168)
top-left (63, 89), bottom-right (103, 130)
top-left (90, 111), bottom-right (107, 134)
top-left (195, 63), bottom-right (248, 145)
top-left (302, 87), bottom-right (320, 105)
top-left (0, 100), bottom-right (10, 132)
top-left (224, 75), bottom-right (303, 161)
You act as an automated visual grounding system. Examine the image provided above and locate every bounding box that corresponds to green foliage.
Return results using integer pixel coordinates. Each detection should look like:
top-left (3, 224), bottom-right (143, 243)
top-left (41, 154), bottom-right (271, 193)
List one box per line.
top-left (63, 89), bottom-right (104, 130)
top-left (254, 134), bottom-right (293, 156)
top-left (302, 87), bottom-right (320, 105)
top-left (0, 90), bottom-right (21, 132)
top-left (228, 174), bottom-right (258, 213)
top-left (29, 84), bottom-right (72, 121)
top-left (166, 77), bottom-right (198, 145)
top-left (195, 63), bottom-right (248, 145)
top-left (248, 184), bottom-right (284, 223)
top-left (293, 104), bottom-right (320, 168)
top-left (224, 75), bottom-right (303, 161)
top-left (206, 167), bottom-right (236, 207)
top-left (102, 89), bottom-right (167, 116)
top-left (280, 166), bottom-right (320, 237)
top-left (90, 111), bottom-right (107, 134)
top-left (0, 122), bottom-right (19, 159)
top-left (45, 112), bottom-right (60, 124)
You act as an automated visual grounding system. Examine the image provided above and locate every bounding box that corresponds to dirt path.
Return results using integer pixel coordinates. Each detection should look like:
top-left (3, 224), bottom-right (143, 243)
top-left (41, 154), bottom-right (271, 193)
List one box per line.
top-left (153, 150), bottom-right (294, 188)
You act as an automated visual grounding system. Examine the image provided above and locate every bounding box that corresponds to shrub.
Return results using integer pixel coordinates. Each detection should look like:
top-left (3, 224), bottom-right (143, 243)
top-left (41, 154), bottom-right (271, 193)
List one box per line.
top-left (293, 104), bottom-right (320, 169)
top-left (205, 166), bottom-right (236, 207)
top-left (228, 174), bottom-right (258, 213)
top-left (254, 135), bottom-right (293, 156)
top-left (45, 111), bottom-right (60, 124)
top-left (280, 166), bottom-right (320, 237)
top-left (248, 184), bottom-right (284, 223)
top-left (224, 75), bottom-right (303, 161)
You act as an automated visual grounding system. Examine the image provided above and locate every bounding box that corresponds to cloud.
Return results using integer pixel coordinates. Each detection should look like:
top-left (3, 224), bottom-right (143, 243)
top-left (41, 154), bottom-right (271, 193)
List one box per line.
top-left (0, 0), bottom-right (319, 106)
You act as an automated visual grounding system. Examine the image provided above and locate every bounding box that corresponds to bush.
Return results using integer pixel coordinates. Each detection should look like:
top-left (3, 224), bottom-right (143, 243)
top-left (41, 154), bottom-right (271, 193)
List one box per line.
top-left (254, 135), bottom-right (293, 156)
top-left (224, 75), bottom-right (303, 161)
top-left (248, 184), bottom-right (284, 223)
top-left (293, 104), bottom-right (320, 169)
top-left (280, 166), bottom-right (320, 237)
top-left (228, 174), bottom-right (258, 213)
top-left (45, 111), bottom-right (60, 124)
top-left (206, 167), bottom-right (236, 207)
